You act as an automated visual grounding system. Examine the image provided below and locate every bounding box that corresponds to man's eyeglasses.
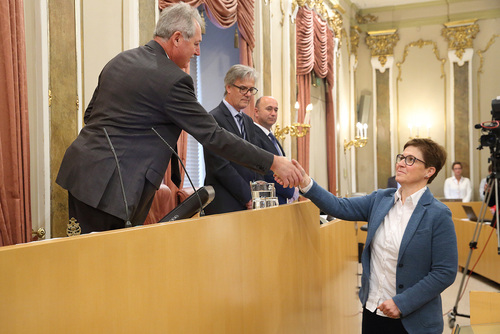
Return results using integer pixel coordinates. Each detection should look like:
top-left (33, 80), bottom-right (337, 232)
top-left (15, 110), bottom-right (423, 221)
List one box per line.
top-left (396, 154), bottom-right (426, 166)
top-left (232, 84), bottom-right (258, 96)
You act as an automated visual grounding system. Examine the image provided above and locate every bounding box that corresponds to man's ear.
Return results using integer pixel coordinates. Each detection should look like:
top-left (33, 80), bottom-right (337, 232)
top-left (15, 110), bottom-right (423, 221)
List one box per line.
top-left (172, 31), bottom-right (182, 45)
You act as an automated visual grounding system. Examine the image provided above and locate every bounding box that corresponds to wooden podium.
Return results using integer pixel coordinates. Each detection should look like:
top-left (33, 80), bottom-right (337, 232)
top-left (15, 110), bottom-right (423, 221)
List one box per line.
top-left (0, 201), bottom-right (360, 333)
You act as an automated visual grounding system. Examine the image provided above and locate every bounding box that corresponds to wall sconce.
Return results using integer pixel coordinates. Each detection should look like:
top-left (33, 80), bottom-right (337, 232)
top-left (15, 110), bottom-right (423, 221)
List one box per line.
top-left (344, 122), bottom-right (368, 153)
top-left (408, 123), bottom-right (431, 138)
top-left (274, 102), bottom-right (312, 140)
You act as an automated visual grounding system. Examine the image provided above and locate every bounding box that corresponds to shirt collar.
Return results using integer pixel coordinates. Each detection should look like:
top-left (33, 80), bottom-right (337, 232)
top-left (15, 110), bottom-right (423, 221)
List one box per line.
top-left (223, 99), bottom-right (241, 117)
top-left (254, 122), bottom-right (270, 136)
top-left (394, 186), bottom-right (427, 208)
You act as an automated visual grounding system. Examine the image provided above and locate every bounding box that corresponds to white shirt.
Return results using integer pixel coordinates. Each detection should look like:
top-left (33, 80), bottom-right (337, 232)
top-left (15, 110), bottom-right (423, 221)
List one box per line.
top-left (222, 99), bottom-right (245, 135)
top-left (443, 176), bottom-right (472, 202)
top-left (479, 177), bottom-right (487, 201)
top-left (365, 187), bottom-right (427, 317)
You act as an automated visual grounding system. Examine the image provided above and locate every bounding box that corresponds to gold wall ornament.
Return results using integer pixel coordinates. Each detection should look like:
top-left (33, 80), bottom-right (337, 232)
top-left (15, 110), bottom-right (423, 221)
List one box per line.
top-left (355, 12), bottom-right (377, 25)
top-left (67, 217), bottom-right (81, 236)
top-left (328, 10), bottom-right (343, 40)
top-left (396, 39), bottom-right (446, 82)
top-left (442, 19), bottom-right (479, 60)
top-left (32, 227), bottom-right (46, 239)
top-left (366, 29), bottom-right (399, 67)
top-left (292, 0), bottom-right (344, 37)
top-left (350, 26), bottom-right (361, 58)
top-left (476, 34), bottom-right (499, 126)
top-left (274, 123), bottom-right (311, 140)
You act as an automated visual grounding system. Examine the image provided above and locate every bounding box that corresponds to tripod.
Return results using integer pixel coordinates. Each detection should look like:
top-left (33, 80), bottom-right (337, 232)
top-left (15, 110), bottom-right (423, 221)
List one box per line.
top-left (447, 173), bottom-right (499, 328)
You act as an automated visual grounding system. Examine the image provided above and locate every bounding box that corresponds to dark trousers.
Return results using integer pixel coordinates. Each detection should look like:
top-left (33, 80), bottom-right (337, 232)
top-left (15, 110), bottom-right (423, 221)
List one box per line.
top-left (68, 180), bottom-right (156, 234)
top-left (362, 307), bottom-right (408, 334)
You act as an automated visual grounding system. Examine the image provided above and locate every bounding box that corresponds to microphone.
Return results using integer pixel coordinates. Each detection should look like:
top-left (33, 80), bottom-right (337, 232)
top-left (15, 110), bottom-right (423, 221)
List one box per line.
top-left (103, 128), bottom-right (132, 228)
top-left (159, 186), bottom-right (214, 222)
top-left (151, 127), bottom-right (210, 220)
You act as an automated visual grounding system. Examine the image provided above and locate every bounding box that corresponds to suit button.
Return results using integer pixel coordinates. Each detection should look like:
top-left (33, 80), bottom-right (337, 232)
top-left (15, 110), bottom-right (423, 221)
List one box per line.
top-left (399, 284), bottom-right (404, 289)
top-left (398, 263), bottom-right (404, 267)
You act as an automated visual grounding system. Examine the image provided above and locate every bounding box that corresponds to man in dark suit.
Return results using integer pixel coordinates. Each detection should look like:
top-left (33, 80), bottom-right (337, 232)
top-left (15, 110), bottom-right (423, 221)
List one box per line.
top-left (253, 96), bottom-right (298, 205)
top-left (203, 65), bottom-right (262, 215)
top-left (56, 3), bottom-right (301, 233)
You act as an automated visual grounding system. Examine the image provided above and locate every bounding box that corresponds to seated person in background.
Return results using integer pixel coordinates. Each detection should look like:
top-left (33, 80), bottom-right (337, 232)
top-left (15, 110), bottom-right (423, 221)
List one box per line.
top-left (479, 164), bottom-right (492, 202)
top-left (253, 96), bottom-right (298, 204)
top-left (443, 161), bottom-right (472, 202)
top-left (292, 138), bottom-right (457, 334)
top-left (386, 175), bottom-right (400, 189)
top-left (203, 65), bottom-right (263, 215)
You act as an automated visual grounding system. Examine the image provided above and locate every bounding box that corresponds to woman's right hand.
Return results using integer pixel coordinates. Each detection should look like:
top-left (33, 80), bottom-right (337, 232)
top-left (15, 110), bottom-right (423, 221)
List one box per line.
top-left (291, 160), bottom-right (311, 189)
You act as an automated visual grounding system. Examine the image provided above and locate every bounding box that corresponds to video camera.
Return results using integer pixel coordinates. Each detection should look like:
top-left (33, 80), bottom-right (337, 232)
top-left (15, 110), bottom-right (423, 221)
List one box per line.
top-left (476, 97), bottom-right (500, 172)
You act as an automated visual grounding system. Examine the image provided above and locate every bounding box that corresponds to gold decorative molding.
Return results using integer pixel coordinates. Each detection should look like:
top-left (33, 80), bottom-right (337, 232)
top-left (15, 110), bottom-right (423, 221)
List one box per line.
top-left (350, 26), bottom-right (361, 58)
top-left (442, 19), bottom-right (479, 60)
top-left (477, 34), bottom-right (499, 124)
top-left (366, 29), bottom-right (399, 67)
top-left (395, 39), bottom-right (447, 153)
top-left (355, 12), bottom-right (377, 24)
top-left (396, 39), bottom-right (446, 82)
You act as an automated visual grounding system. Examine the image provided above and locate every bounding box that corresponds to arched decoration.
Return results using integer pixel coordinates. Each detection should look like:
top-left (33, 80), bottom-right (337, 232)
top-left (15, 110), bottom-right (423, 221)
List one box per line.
top-left (295, 6), bottom-right (336, 193)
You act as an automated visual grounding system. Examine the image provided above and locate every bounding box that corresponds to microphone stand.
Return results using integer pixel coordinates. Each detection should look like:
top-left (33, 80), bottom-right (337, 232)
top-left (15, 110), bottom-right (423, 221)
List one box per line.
top-left (151, 127), bottom-right (206, 217)
top-left (447, 171), bottom-right (499, 328)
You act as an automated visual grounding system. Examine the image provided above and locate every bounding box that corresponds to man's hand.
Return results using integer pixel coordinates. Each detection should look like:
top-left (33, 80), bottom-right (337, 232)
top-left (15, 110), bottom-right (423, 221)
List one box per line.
top-left (246, 199), bottom-right (253, 210)
top-left (377, 299), bottom-right (401, 319)
top-left (271, 156), bottom-right (303, 188)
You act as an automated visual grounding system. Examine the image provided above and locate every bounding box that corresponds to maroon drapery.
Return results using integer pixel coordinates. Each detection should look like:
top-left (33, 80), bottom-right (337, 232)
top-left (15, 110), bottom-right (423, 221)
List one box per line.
top-left (0, 0), bottom-right (32, 245)
top-left (296, 7), bottom-right (336, 193)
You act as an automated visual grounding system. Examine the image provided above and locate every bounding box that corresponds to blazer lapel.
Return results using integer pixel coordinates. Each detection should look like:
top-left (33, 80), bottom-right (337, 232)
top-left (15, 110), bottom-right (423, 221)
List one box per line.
top-left (398, 188), bottom-right (432, 260)
top-left (365, 192), bottom-right (395, 249)
top-left (219, 102), bottom-right (241, 136)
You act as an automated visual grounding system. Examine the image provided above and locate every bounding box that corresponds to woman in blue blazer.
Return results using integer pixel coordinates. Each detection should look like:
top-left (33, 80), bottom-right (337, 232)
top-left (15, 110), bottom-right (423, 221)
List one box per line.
top-left (293, 138), bottom-right (458, 334)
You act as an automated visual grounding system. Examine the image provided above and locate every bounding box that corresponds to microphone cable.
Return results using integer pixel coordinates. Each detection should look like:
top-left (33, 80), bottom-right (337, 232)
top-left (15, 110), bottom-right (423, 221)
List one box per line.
top-left (103, 128), bottom-right (132, 228)
top-left (151, 127), bottom-right (205, 217)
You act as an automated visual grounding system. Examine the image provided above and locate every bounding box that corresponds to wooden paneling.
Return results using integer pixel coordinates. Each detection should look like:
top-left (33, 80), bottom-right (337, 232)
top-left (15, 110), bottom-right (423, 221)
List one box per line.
top-left (0, 201), bottom-right (359, 333)
top-left (470, 291), bottom-right (500, 325)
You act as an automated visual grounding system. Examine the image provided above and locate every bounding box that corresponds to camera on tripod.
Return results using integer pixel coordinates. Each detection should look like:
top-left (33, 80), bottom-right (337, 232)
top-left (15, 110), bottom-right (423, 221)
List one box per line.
top-left (476, 97), bottom-right (500, 155)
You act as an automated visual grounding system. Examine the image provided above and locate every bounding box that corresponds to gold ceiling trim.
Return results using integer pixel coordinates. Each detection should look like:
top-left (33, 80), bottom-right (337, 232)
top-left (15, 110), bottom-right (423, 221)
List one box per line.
top-left (365, 29), bottom-right (399, 67)
top-left (442, 20), bottom-right (479, 60)
top-left (355, 12), bottom-right (378, 25)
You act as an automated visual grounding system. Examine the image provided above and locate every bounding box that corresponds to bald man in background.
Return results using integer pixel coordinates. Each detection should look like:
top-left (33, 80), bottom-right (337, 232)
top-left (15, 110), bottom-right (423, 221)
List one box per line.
top-left (253, 96), bottom-right (298, 204)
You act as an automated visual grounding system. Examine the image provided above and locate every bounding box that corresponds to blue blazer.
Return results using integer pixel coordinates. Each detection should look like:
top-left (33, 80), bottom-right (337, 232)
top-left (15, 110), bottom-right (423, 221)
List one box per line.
top-left (303, 182), bottom-right (458, 334)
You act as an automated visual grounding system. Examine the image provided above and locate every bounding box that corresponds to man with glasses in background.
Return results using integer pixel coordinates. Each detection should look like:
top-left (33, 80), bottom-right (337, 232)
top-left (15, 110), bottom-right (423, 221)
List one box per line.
top-left (203, 65), bottom-right (262, 215)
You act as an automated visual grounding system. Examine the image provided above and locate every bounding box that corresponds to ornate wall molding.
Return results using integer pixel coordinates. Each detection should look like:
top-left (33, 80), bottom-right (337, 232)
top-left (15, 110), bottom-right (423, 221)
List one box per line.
top-left (442, 19), bottom-right (479, 60)
top-left (366, 29), bottom-right (399, 67)
top-left (396, 39), bottom-right (446, 82)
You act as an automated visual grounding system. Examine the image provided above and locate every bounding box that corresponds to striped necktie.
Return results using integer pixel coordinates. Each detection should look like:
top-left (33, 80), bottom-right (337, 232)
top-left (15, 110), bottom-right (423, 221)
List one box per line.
top-left (235, 113), bottom-right (246, 140)
top-left (268, 132), bottom-right (282, 156)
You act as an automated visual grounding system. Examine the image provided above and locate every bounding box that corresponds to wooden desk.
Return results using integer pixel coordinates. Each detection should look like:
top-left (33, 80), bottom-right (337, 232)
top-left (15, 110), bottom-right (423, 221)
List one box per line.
top-left (0, 201), bottom-right (360, 334)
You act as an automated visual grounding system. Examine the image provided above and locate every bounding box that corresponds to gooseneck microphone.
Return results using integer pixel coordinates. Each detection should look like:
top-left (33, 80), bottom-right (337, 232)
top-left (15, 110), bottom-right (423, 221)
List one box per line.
top-left (103, 128), bottom-right (132, 228)
top-left (152, 127), bottom-right (210, 220)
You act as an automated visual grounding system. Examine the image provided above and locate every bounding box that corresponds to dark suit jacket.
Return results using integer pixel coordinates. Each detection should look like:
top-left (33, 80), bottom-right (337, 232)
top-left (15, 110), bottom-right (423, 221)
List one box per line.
top-left (203, 102), bottom-right (262, 215)
top-left (56, 40), bottom-right (273, 226)
top-left (253, 125), bottom-right (295, 204)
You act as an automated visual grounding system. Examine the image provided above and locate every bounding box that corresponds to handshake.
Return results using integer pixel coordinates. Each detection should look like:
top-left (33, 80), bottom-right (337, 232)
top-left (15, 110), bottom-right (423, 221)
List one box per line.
top-left (270, 156), bottom-right (311, 189)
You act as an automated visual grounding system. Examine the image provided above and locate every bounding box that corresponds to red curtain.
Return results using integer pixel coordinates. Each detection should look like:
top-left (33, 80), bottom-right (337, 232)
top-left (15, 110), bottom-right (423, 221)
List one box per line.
top-left (0, 0), bottom-right (32, 245)
top-left (296, 7), bottom-right (336, 193)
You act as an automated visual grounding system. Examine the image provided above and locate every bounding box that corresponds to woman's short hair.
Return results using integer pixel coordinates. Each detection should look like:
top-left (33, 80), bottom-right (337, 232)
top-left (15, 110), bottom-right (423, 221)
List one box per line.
top-left (404, 138), bottom-right (447, 184)
top-left (154, 2), bottom-right (204, 40)
top-left (223, 65), bottom-right (258, 96)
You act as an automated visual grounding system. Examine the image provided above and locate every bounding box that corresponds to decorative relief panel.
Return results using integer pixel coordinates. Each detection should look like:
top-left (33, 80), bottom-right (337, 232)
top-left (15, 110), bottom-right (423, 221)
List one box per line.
top-left (442, 19), bottom-right (479, 60)
top-left (366, 29), bottom-right (399, 67)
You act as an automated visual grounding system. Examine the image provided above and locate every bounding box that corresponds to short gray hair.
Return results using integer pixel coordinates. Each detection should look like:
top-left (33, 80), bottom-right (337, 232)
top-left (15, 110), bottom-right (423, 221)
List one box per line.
top-left (223, 64), bottom-right (258, 96)
top-left (154, 2), bottom-right (205, 40)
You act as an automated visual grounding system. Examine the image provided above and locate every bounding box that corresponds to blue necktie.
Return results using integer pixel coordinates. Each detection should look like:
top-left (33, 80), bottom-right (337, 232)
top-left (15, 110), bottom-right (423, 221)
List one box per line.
top-left (235, 113), bottom-right (246, 140)
top-left (268, 132), bottom-right (282, 156)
